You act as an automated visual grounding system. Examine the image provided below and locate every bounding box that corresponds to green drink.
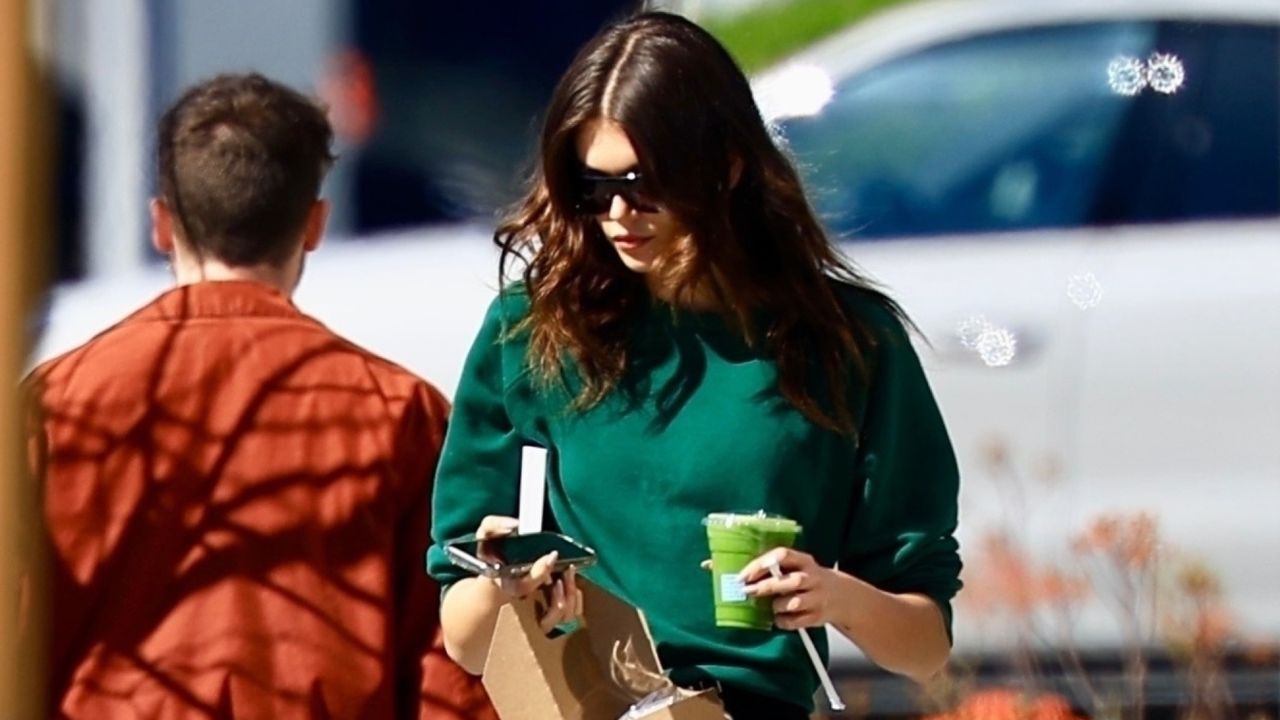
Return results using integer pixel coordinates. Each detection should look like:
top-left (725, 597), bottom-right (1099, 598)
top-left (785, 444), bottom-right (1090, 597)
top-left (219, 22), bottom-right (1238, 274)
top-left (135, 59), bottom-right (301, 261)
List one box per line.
top-left (704, 512), bottom-right (802, 630)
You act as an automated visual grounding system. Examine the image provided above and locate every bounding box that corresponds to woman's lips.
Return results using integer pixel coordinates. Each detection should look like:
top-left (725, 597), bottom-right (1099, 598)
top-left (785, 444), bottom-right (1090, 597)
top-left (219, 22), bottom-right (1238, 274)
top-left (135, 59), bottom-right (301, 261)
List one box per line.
top-left (612, 234), bottom-right (652, 249)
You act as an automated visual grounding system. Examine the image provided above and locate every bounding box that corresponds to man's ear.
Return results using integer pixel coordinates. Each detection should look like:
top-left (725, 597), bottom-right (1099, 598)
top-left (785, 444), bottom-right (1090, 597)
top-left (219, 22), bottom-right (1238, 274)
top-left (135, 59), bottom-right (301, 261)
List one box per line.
top-left (301, 200), bottom-right (329, 253)
top-left (150, 198), bottom-right (177, 254)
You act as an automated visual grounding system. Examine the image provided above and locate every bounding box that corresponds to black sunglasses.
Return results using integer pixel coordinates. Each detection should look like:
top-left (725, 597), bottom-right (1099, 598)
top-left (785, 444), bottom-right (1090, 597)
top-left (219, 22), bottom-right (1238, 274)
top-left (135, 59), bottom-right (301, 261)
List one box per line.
top-left (574, 170), bottom-right (661, 215)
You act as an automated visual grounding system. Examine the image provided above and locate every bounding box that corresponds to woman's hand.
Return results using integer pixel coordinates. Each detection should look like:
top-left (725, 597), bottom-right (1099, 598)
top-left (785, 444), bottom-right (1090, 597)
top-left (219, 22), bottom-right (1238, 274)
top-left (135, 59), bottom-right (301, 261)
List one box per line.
top-left (474, 515), bottom-right (584, 634)
top-left (735, 546), bottom-right (951, 682)
top-left (532, 565), bottom-right (584, 635)
top-left (738, 547), bottom-right (840, 630)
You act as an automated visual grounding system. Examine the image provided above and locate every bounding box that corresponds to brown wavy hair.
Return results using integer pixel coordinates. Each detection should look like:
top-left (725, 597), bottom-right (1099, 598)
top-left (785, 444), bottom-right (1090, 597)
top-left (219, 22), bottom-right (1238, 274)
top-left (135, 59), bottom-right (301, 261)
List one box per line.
top-left (495, 11), bottom-right (905, 435)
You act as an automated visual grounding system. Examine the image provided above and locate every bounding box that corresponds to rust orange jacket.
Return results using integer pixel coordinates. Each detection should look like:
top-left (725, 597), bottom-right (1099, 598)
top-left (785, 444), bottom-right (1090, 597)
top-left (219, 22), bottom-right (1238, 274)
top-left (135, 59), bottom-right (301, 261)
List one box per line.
top-left (25, 281), bottom-right (497, 720)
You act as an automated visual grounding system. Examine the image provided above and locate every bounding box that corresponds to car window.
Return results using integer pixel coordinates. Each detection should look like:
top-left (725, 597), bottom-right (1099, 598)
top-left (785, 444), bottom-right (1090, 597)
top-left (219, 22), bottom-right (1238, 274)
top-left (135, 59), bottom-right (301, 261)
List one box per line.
top-left (779, 21), bottom-right (1280, 240)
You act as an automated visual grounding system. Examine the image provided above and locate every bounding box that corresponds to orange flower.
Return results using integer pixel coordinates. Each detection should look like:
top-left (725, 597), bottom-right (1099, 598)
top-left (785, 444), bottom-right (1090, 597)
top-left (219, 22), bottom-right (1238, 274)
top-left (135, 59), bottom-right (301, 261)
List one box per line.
top-left (961, 534), bottom-right (1036, 617)
top-left (962, 532), bottom-right (1090, 617)
top-left (1037, 569), bottom-right (1090, 607)
top-left (1121, 513), bottom-right (1158, 569)
top-left (1192, 605), bottom-right (1234, 652)
top-left (960, 533), bottom-right (1090, 617)
top-left (1072, 516), bottom-right (1117, 555)
top-left (923, 689), bottom-right (1084, 720)
top-left (1071, 513), bottom-right (1158, 570)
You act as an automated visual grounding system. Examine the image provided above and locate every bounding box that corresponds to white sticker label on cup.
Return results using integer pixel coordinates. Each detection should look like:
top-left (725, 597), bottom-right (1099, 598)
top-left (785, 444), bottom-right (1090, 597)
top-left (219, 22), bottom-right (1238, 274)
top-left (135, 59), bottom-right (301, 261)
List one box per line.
top-left (720, 574), bottom-right (748, 603)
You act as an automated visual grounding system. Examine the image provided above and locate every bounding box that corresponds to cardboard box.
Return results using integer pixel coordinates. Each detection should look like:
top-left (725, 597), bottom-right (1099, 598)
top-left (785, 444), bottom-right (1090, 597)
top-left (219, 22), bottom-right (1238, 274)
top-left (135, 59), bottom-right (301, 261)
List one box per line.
top-left (482, 579), bottom-right (728, 720)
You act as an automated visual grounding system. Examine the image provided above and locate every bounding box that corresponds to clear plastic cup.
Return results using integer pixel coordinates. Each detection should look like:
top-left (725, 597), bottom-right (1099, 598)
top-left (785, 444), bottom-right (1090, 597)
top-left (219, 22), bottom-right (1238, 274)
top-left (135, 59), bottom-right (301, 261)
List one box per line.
top-left (703, 512), bottom-right (801, 630)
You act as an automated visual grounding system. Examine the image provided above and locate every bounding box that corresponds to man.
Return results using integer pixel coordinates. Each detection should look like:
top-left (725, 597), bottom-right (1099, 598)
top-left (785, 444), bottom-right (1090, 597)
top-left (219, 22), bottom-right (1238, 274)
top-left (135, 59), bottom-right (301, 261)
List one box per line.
top-left (25, 73), bottom-right (496, 719)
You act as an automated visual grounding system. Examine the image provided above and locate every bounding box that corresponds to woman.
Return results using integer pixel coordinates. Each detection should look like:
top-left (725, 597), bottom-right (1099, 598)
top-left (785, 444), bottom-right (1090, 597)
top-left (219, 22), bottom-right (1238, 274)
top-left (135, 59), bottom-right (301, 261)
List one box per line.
top-left (427, 11), bottom-right (961, 719)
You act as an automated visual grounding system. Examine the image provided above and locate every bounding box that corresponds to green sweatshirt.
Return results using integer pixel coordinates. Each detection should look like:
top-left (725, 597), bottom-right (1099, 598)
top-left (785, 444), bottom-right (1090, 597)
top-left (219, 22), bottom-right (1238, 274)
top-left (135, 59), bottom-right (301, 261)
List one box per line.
top-left (427, 281), bottom-right (961, 711)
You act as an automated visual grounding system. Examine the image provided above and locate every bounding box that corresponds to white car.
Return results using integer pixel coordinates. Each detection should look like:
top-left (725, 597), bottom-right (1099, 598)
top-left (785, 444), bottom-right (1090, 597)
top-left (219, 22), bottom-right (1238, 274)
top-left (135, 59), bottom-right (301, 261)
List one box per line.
top-left (755, 0), bottom-right (1280, 661)
top-left (35, 0), bottom-right (1278, 677)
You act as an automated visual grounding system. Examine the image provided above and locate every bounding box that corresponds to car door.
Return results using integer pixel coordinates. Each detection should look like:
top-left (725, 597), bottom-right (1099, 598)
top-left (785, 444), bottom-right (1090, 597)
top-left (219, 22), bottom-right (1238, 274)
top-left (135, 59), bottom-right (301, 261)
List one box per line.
top-left (1071, 19), bottom-right (1280, 642)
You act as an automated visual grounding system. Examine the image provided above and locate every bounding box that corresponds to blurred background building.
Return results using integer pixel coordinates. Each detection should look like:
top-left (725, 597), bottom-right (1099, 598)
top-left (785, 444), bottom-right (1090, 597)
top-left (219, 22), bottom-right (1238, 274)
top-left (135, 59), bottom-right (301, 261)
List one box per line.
top-left (40, 0), bottom-right (659, 281)
top-left (37, 0), bottom-right (902, 282)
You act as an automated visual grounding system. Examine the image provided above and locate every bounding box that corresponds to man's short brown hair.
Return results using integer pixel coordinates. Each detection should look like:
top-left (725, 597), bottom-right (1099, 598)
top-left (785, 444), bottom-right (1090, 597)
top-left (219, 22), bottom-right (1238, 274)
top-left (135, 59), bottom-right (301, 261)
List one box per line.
top-left (156, 73), bottom-right (335, 266)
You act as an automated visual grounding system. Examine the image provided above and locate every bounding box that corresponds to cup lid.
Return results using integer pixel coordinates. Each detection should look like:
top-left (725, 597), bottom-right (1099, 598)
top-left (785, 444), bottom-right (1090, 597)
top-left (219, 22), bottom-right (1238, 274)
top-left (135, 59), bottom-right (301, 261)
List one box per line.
top-left (703, 511), bottom-right (801, 533)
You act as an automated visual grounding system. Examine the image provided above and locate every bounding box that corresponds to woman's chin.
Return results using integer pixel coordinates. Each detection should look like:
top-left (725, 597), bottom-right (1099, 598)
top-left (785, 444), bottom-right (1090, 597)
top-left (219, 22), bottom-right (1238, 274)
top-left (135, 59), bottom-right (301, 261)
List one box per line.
top-left (614, 250), bottom-right (657, 274)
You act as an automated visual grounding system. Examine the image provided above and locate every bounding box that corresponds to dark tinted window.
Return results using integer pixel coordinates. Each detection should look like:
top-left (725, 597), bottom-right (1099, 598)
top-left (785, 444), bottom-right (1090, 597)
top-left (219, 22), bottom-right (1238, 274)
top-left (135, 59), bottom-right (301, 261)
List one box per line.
top-left (779, 21), bottom-right (1280, 240)
top-left (350, 2), bottom-right (638, 232)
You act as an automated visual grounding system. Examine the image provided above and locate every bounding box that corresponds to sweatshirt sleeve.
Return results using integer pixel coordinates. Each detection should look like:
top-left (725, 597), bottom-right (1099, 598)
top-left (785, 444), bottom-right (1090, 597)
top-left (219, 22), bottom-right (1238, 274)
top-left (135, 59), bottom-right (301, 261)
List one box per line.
top-left (426, 294), bottom-right (529, 590)
top-left (838, 306), bottom-right (963, 641)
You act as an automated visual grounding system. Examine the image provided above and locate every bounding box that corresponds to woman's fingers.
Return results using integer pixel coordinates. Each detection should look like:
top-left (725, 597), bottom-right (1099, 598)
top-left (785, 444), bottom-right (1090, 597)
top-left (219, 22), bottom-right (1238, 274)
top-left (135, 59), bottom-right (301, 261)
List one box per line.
top-left (774, 608), bottom-right (822, 630)
top-left (476, 515), bottom-right (519, 540)
top-left (473, 521), bottom-right (564, 601)
top-left (476, 516), bottom-right (520, 571)
top-left (523, 551), bottom-right (559, 591)
top-left (537, 583), bottom-right (558, 633)
top-left (736, 548), bottom-right (784, 583)
top-left (496, 550), bottom-right (558, 598)
top-left (556, 566), bottom-right (584, 620)
top-left (533, 567), bottom-right (587, 634)
top-left (744, 570), bottom-right (811, 598)
top-left (772, 593), bottom-right (807, 615)
top-left (738, 547), bottom-right (809, 584)
top-left (770, 588), bottom-right (826, 629)
top-left (537, 578), bottom-right (570, 634)
top-left (562, 566), bottom-right (579, 600)
top-left (553, 578), bottom-right (566, 614)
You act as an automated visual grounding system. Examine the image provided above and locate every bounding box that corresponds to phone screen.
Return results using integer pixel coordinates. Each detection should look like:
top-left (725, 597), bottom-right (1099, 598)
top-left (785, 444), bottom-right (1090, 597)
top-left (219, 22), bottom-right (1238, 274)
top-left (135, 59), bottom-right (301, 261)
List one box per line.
top-left (445, 532), bottom-right (596, 577)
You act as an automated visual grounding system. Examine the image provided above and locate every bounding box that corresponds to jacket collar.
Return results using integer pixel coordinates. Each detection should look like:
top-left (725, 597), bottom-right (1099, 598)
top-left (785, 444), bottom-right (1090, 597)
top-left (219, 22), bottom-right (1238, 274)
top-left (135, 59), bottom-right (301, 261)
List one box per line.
top-left (127, 280), bottom-right (303, 323)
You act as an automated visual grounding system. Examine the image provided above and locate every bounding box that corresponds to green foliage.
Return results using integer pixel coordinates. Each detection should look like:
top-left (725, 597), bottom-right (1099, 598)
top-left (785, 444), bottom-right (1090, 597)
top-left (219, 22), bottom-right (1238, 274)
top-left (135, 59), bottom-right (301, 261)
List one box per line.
top-left (704, 0), bottom-right (917, 73)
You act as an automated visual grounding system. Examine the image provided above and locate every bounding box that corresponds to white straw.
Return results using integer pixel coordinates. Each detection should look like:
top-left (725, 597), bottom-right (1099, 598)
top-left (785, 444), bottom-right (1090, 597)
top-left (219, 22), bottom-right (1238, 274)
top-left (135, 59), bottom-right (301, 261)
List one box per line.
top-left (765, 557), bottom-right (846, 712)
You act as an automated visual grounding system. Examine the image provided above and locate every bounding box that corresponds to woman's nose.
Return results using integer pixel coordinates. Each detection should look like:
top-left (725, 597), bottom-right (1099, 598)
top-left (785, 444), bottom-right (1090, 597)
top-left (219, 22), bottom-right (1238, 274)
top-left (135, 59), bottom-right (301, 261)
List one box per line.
top-left (607, 193), bottom-right (630, 220)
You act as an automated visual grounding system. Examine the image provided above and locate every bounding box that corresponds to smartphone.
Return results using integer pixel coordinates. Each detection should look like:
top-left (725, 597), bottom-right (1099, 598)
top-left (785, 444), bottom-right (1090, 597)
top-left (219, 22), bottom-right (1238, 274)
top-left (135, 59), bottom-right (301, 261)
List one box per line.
top-left (445, 531), bottom-right (597, 579)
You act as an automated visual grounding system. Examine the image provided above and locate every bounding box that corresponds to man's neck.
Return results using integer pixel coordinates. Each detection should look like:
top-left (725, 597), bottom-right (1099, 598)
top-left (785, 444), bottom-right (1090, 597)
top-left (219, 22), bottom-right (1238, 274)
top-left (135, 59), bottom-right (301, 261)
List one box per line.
top-left (171, 258), bottom-right (298, 297)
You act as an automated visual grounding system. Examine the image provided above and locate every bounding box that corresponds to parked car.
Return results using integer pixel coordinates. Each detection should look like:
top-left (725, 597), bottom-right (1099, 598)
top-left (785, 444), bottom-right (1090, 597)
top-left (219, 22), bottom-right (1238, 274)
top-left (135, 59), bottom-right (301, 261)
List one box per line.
top-left (33, 0), bottom-right (1278, 685)
top-left (753, 0), bottom-right (1279, 665)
